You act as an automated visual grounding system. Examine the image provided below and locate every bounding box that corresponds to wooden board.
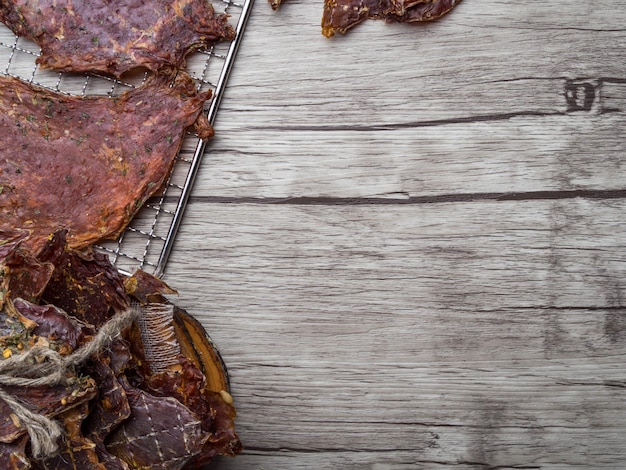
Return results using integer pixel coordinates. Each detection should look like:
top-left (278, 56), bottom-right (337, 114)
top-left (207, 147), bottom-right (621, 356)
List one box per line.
top-left (163, 0), bottom-right (626, 468)
top-left (167, 198), bottom-right (626, 468)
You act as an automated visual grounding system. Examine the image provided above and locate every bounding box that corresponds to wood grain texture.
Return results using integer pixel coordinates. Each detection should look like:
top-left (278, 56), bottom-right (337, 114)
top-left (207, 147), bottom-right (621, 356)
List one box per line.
top-left (167, 200), bottom-right (626, 469)
top-left (158, 0), bottom-right (626, 468)
top-left (2, 0), bottom-right (620, 468)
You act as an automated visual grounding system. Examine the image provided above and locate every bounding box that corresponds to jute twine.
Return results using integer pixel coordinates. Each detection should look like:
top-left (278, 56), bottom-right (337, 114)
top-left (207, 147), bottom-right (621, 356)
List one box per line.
top-left (0, 304), bottom-right (139, 459)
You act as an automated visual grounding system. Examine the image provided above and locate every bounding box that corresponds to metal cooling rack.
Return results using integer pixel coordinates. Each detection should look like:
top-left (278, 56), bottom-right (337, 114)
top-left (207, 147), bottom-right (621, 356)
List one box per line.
top-left (0, 0), bottom-right (253, 277)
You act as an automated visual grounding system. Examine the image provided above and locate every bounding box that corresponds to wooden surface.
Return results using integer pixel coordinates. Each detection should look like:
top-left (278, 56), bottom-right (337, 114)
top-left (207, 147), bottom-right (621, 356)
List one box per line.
top-left (0, 1), bottom-right (623, 469)
top-left (162, 1), bottom-right (626, 468)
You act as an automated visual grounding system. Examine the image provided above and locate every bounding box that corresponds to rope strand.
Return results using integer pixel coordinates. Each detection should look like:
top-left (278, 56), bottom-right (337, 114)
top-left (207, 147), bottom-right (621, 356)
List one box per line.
top-left (0, 306), bottom-right (140, 459)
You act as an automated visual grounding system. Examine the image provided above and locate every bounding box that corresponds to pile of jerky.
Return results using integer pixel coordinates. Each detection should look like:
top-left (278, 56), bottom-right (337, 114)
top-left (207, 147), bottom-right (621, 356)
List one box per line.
top-left (0, 229), bottom-right (241, 469)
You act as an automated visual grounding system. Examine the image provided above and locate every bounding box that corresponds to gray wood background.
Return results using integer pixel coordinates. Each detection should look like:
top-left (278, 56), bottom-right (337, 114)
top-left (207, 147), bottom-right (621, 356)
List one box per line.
top-left (0, 0), bottom-right (622, 468)
top-left (164, 1), bottom-right (626, 468)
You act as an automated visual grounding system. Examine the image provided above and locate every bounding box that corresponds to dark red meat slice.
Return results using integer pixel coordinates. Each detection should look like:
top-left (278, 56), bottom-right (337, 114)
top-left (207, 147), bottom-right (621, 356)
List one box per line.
top-left (0, 74), bottom-right (213, 254)
top-left (32, 403), bottom-right (105, 470)
top-left (38, 231), bottom-right (129, 328)
top-left (3, 248), bottom-right (53, 305)
top-left (79, 356), bottom-right (132, 470)
top-left (321, 0), bottom-right (462, 37)
top-left (0, 379), bottom-right (96, 444)
top-left (0, 0), bottom-right (235, 77)
top-left (12, 298), bottom-right (93, 354)
top-left (321, 0), bottom-right (381, 37)
top-left (391, 0), bottom-right (462, 22)
top-left (105, 378), bottom-right (209, 470)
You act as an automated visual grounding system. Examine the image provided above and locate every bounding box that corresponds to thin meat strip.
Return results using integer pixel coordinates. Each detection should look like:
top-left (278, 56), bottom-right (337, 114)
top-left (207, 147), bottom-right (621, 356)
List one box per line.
top-left (0, 0), bottom-right (235, 77)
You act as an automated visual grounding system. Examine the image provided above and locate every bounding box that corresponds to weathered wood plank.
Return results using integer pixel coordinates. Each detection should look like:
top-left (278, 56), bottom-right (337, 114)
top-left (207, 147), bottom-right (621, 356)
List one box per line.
top-left (167, 199), bottom-right (626, 310)
top-left (218, 0), bottom-right (626, 124)
top-left (195, 0), bottom-right (626, 199)
top-left (200, 112), bottom-right (626, 198)
top-left (164, 199), bottom-right (626, 468)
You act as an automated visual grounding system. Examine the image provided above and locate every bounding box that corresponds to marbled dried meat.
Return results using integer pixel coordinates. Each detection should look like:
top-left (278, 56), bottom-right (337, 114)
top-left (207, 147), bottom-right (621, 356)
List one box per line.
top-left (0, 74), bottom-right (213, 254)
top-left (38, 231), bottom-right (129, 328)
top-left (105, 378), bottom-right (209, 470)
top-left (0, 235), bottom-right (241, 468)
top-left (0, 0), bottom-right (235, 77)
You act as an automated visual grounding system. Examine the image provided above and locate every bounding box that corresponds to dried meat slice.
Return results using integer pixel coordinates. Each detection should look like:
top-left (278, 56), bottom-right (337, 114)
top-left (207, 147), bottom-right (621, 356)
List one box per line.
top-left (322, 0), bottom-right (389, 37)
top-left (12, 299), bottom-right (93, 355)
top-left (2, 247), bottom-right (53, 306)
top-left (0, 435), bottom-right (29, 470)
top-left (0, 379), bottom-right (96, 444)
top-left (0, 0), bottom-right (235, 77)
top-left (0, 74), bottom-right (213, 253)
top-left (82, 357), bottom-right (131, 447)
top-left (105, 378), bottom-right (210, 470)
top-left (321, 0), bottom-right (461, 37)
top-left (389, 0), bottom-right (461, 22)
top-left (32, 403), bottom-right (105, 470)
top-left (81, 340), bottom-right (134, 470)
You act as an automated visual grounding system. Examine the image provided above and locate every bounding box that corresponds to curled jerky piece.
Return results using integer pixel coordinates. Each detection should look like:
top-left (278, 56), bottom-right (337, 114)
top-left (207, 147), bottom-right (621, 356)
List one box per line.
top-left (390, 0), bottom-right (462, 22)
top-left (322, 0), bottom-right (382, 37)
top-left (33, 403), bottom-right (105, 470)
top-left (0, 0), bottom-right (235, 77)
top-left (321, 0), bottom-right (461, 37)
top-left (0, 74), bottom-right (213, 253)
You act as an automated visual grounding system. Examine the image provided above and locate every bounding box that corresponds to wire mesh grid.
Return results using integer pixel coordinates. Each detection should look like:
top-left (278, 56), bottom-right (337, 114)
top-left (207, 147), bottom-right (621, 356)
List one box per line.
top-left (0, 0), bottom-right (253, 277)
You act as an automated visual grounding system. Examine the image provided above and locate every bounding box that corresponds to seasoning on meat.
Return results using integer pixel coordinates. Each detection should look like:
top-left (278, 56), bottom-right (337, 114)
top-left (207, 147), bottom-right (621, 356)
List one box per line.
top-left (0, 74), bottom-right (214, 254)
top-left (0, 0), bottom-right (236, 77)
top-left (106, 378), bottom-right (210, 470)
top-left (322, 0), bottom-right (462, 37)
top-left (0, 231), bottom-right (241, 468)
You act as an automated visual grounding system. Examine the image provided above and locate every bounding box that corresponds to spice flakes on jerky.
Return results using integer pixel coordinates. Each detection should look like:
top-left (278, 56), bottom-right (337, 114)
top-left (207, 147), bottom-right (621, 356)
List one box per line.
top-left (0, 73), bottom-right (213, 254)
top-left (0, 0), bottom-right (235, 77)
top-left (0, 230), bottom-right (241, 469)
